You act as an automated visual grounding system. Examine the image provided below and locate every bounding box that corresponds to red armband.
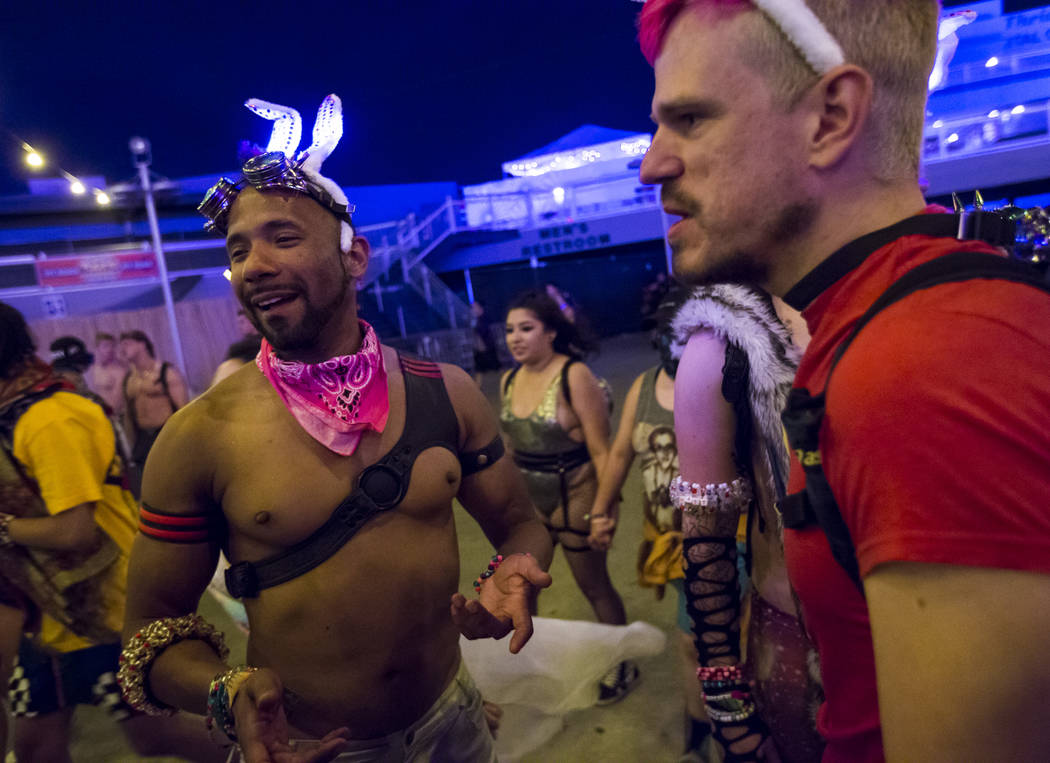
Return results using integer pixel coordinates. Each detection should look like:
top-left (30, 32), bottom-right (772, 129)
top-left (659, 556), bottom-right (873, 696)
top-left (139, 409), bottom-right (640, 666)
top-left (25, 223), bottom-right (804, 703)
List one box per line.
top-left (138, 503), bottom-right (220, 544)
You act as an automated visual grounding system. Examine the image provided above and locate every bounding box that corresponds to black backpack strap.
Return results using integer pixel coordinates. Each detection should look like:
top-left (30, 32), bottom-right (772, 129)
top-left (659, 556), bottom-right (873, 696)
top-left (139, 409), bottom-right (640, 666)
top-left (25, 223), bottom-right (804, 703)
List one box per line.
top-left (783, 251), bottom-right (1050, 592)
top-left (827, 251), bottom-right (1049, 378)
top-left (159, 362), bottom-right (178, 412)
top-left (502, 365), bottom-right (520, 397)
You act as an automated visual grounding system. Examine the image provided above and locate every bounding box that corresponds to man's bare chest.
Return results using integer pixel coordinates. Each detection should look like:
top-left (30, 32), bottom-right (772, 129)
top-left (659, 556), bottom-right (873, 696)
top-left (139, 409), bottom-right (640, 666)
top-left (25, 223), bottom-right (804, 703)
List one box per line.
top-left (213, 401), bottom-right (462, 561)
top-left (126, 369), bottom-right (167, 399)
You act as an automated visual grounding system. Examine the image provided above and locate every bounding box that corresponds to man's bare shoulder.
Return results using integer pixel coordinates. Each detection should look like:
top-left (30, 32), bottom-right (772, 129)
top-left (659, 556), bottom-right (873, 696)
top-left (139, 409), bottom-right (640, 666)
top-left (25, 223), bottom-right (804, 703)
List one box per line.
top-left (435, 360), bottom-right (485, 411)
top-left (143, 365), bottom-right (272, 510)
top-left (166, 363), bottom-right (268, 437)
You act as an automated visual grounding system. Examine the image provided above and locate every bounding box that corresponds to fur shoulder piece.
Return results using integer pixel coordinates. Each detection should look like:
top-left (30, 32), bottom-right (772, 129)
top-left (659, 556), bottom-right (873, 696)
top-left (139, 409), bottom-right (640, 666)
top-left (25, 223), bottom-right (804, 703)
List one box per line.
top-left (670, 284), bottom-right (799, 476)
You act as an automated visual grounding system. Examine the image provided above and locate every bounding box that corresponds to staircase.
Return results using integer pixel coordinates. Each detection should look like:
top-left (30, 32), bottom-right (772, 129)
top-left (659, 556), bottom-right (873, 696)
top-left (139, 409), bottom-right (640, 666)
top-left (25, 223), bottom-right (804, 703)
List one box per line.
top-left (356, 203), bottom-right (473, 367)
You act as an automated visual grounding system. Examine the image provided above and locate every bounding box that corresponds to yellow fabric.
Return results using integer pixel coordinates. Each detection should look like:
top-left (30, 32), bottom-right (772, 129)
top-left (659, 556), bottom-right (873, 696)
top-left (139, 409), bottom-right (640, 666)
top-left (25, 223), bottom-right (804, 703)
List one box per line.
top-left (639, 518), bottom-right (684, 587)
top-left (736, 513), bottom-right (748, 545)
top-left (12, 391), bottom-right (136, 652)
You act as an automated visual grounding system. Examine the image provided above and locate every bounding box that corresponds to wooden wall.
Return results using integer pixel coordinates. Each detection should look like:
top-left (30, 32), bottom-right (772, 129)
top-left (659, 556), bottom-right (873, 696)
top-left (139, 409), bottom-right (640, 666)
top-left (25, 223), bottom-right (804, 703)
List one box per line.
top-left (28, 295), bottom-right (242, 396)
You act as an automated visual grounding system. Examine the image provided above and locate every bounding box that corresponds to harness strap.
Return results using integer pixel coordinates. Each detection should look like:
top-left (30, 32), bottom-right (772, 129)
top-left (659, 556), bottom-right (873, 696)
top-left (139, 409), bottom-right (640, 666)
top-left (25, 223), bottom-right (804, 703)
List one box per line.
top-left (225, 355), bottom-right (459, 599)
top-left (511, 444), bottom-right (590, 473)
top-left (782, 251), bottom-right (1050, 592)
top-left (459, 435), bottom-right (505, 476)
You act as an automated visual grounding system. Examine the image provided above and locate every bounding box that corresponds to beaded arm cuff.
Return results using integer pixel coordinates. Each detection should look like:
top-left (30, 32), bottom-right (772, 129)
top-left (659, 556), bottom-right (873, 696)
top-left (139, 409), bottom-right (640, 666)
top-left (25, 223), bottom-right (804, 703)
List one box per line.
top-left (669, 476), bottom-right (752, 517)
top-left (207, 665), bottom-right (259, 741)
top-left (117, 614), bottom-right (229, 715)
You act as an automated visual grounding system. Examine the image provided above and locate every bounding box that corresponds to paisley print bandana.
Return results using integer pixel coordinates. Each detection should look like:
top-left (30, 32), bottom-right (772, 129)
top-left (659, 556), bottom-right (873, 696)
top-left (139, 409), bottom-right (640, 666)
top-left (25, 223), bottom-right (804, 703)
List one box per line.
top-left (256, 320), bottom-right (388, 455)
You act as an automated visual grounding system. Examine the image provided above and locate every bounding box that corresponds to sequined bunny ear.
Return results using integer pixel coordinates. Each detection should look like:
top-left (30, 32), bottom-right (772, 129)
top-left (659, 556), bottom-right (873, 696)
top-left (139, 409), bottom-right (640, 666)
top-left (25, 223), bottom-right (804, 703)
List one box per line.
top-left (244, 98), bottom-right (303, 158)
top-left (300, 94), bottom-right (344, 175)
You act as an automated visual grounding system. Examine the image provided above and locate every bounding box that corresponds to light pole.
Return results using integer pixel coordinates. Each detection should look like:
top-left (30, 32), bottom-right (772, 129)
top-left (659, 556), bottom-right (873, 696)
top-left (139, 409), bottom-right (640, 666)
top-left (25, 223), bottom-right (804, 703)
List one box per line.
top-left (129, 136), bottom-right (187, 375)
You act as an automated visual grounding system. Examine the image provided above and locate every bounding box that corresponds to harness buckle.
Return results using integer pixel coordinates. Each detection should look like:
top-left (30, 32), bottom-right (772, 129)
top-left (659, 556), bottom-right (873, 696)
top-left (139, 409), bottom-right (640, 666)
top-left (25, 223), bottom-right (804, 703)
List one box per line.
top-left (225, 562), bottom-right (259, 599)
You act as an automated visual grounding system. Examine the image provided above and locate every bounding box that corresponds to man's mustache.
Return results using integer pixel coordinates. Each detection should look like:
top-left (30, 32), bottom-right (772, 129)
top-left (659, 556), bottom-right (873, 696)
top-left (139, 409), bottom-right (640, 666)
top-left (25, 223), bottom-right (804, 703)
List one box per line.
top-left (660, 186), bottom-right (700, 217)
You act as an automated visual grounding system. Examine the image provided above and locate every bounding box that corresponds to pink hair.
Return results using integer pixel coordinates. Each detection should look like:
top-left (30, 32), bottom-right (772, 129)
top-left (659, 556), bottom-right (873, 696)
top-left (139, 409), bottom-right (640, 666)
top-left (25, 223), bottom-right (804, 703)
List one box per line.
top-left (638, 0), bottom-right (749, 65)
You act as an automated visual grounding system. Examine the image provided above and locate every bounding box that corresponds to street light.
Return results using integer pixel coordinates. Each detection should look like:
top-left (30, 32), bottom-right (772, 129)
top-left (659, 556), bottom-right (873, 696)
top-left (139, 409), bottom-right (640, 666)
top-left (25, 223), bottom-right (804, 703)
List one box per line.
top-left (129, 136), bottom-right (187, 376)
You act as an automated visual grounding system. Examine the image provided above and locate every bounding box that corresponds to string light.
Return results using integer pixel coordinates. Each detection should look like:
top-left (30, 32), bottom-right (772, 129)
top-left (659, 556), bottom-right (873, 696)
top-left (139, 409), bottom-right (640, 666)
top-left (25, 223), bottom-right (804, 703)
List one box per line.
top-left (23, 144), bottom-right (44, 168)
top-left (9, 132), bottom-right (110, 204)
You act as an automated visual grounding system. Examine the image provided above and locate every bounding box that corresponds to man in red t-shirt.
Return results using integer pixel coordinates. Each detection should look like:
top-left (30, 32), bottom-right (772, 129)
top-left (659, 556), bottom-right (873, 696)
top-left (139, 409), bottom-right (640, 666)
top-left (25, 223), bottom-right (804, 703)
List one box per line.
top-left (637, 1), bottom-right (1050, 761)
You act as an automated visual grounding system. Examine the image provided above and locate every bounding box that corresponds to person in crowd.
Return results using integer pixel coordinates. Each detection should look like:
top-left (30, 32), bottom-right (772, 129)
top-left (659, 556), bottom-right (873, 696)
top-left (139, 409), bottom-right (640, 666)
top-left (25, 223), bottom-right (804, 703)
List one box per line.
top-left (49, 335), bottom-right (95, 389)
top-left (88, 331), bottom-right (126, 416)
top-left (543, 282), bottom-right (578, 324)
top-left (120, 94), bottom-right (553, 763)
top-left (471, 300), bottom-right (501, 385)
top-left (211, 308), bottom-right (264, 387)
top-left (673, 285), bottom-right (821, 763)
top-left (639, 271), bottom-right (674, 332)
top-left (501, 288), bottom-right (638, 704)
top-left (52, 335), bottom-right (136, 470)
top-left (638, 1), bottom-right (1050, 760)
top-left (588, 296), bottom-right (715, 760)
top-left (0, 304), bottom-right (220, 763)
top-left (119, 329), bottom-right (188, 496)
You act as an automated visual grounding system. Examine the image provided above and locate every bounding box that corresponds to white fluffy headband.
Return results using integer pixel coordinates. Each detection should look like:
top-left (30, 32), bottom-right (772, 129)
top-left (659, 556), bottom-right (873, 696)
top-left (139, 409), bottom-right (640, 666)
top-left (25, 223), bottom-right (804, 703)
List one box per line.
top-left (751, 0), bottom-right (845, 74)
top-left (633, 0), bottom-right (846, 74)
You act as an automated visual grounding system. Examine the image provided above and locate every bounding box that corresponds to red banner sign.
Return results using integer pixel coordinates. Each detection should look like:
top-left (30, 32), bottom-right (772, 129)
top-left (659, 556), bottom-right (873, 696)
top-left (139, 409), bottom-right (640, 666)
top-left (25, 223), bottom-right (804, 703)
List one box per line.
top-left (35, 252), bottom-right (158, 288)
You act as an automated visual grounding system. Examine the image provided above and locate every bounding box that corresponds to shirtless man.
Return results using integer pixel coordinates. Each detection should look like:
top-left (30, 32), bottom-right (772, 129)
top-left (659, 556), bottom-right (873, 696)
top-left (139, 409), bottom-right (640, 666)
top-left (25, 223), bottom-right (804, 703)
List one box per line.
top-left (89, 332), bottom-right (126, 415)
top-left (119, 330), bottom-right (188, 488)
top-left (120, 95), bottom-right (553, 763)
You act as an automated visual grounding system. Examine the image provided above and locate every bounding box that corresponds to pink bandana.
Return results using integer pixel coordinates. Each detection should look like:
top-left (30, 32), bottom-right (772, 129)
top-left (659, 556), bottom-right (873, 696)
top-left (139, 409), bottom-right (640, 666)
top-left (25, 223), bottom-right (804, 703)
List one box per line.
top-left (256, 320), bottom-right (389, 455)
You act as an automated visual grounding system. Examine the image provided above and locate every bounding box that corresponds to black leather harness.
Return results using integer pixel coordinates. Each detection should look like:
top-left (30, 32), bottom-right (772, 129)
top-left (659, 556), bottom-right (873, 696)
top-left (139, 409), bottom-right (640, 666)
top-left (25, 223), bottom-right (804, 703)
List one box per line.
top-left (225, 355), bottom-right (504, 599)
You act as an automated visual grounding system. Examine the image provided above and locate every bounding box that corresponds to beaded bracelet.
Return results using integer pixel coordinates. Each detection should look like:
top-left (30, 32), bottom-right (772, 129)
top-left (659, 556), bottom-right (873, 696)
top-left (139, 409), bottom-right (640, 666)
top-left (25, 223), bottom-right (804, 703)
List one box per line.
top-left (706, 701), bottom-right (757, 724)
top-left (697, 664), bottom-right (744, 683)
top-left (206, 665), bottom-right (258, 741)
top-left (473, 554), bottom-right (504, 594)
top-left (117, 614), bottom-right (229, 715)
top-left (0, 513), bottom-right (14, 548)
top-left (670, 476), bottom-right (752, 515)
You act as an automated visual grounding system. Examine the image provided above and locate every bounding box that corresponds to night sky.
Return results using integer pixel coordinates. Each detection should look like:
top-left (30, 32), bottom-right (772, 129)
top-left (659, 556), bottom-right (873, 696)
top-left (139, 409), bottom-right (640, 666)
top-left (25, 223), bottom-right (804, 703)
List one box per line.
top-left (0, 1), bottom-right (656, 193)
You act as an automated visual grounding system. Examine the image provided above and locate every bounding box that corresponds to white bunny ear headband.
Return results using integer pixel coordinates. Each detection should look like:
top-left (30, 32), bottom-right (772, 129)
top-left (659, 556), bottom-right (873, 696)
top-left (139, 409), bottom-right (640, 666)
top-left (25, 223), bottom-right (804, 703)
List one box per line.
top-left (198, 94), bottom-right (355, 252)
top-left (634, 0), bottom-right (845, 74)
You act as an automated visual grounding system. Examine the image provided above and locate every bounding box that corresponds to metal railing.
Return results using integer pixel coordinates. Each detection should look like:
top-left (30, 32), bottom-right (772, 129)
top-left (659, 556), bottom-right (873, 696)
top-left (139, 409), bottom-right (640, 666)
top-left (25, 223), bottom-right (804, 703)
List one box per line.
top-left (924, 98), bottom-right (1050, 161)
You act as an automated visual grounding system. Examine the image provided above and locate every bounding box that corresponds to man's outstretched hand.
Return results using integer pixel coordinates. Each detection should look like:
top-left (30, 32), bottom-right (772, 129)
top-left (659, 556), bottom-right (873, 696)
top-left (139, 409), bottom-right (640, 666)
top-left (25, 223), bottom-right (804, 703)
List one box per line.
top-left (450, 552), bottom-right (552, 653)
top-left (233, 668), bottom-right (350, 763)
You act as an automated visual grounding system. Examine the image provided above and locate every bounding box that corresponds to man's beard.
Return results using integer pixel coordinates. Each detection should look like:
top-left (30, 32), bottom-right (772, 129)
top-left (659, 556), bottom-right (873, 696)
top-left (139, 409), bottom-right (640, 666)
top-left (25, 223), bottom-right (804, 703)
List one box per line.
top-left (256, 270), bottom-right (352, 356)
top-left (671, 199), bottom-right (817, 288)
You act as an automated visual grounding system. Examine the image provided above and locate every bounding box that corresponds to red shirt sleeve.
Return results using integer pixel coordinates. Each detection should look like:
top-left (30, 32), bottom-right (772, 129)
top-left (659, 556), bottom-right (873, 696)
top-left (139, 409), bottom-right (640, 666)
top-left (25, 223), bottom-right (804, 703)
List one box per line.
top-left (823, 280), bottom-right (1050, 578)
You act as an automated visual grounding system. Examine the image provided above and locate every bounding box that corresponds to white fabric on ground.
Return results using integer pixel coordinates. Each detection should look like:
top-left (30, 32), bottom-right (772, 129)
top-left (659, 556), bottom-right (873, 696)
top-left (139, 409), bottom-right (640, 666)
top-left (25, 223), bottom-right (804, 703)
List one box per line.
top-left (461, 617), bottom-right (666, 762)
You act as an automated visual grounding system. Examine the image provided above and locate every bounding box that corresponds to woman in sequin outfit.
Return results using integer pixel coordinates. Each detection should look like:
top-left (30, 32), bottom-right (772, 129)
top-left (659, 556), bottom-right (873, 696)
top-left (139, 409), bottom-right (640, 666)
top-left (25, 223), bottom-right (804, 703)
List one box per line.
top-left (500, 289), bottom-right (637, 703)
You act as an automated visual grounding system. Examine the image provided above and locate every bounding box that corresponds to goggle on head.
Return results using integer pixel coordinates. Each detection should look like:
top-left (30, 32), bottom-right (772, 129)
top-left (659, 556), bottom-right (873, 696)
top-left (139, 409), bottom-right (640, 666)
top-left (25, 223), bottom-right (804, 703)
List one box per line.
top-left (197, 95), bottom-right (355, 244)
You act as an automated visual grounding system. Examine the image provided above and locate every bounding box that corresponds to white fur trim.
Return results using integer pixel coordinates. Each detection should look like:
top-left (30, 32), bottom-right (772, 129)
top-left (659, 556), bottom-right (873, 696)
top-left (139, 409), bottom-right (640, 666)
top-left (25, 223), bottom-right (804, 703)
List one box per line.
top-left (752, 0), bottom-right (845, 74)
top-left (671, 285), bottom-right (800, 512)
top-left (300, 167), bottom-right (355, 251)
